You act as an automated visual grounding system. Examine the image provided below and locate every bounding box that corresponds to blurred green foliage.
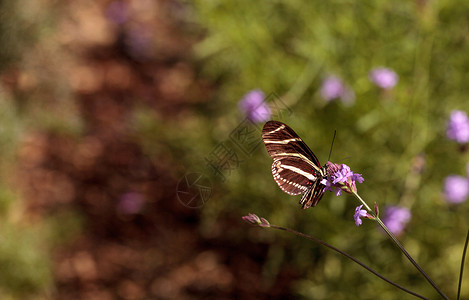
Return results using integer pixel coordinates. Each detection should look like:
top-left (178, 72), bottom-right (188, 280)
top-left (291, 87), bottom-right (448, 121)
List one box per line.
top-left (171, 0), bottom-right (469, 298)
top-left (0, 1), bottom-right (73, 299)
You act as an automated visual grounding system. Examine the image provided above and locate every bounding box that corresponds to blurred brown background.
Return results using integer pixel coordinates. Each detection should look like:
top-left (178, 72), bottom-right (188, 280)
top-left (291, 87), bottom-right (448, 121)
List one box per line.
top-left (1, 1), bottom-right (287, 299)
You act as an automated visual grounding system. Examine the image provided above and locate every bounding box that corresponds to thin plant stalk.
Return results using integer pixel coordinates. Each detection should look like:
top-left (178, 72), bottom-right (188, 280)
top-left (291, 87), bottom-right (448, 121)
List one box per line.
top-left (269, 223), bottom-right (429, 300)
top-left (352, 192), bottom-right (449, 300)
top-left (457, 229), bottom-right (469, 300)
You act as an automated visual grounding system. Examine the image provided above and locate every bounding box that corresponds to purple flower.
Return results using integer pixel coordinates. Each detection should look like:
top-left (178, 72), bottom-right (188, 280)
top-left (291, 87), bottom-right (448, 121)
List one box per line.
top-left (321, 162), bottom-right (364, 195)
top-left (354, 205), bottom-right (368, 226)
top-left (321, 76), bottom-right (345, 101)
top-left (238, 89), bottom-right (271, 123)
top-left (446, 110), bottom-right (469, 144)
top-left (382, 206), bottom-right (411, 235)
top-left (320, 76), bottom-right (355, 105)
top-left (116, 192), bottom-right (145, 215)
top-left (369, 67), bottom-right (398, 89)
top-left (242, 213), bottom-right (270, 227)
top-left (444, 175), bottom-right (469, 204)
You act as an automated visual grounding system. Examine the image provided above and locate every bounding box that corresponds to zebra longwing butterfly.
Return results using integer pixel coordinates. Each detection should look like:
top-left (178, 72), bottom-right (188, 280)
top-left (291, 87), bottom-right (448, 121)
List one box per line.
top-left (262, 121), bottom-right (328, 209)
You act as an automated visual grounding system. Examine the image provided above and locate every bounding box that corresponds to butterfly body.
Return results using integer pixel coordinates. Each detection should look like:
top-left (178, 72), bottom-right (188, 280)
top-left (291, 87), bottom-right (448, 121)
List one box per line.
top-left (262, 121), bottom-right (328, 209)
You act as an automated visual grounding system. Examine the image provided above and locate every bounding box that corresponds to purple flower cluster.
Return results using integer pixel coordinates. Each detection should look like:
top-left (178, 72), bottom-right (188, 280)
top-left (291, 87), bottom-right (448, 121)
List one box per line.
top-left (444, 175), bottom-right (469, 204)
top-left (382, 206), bottom-right (411, 235)
top-left (446, 110), bottom-right (469, 144)
top-left (322, 162), bottom-right (364, 196)
top-left (320, 76), bottom-right (355, 105)
top-left (238, 89), bottom-right (271, 123)
top-left (369, 67), bottom-right (399, 89)
top-left (443, 110), bottom-right (469, 203)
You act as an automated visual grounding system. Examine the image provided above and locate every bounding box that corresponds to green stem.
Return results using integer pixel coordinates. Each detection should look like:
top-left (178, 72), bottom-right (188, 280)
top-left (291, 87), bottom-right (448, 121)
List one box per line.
top-left (353, 192), bottom-right (449, 300)
top-left (457, 229), bottom-right (469, 300)
top-left (269, 224), bottom-right (429, 299)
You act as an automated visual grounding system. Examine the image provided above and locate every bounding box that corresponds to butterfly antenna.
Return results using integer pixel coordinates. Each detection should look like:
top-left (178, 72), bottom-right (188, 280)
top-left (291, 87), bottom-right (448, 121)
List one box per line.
top-left (327, 130), bottom-right (336, 162)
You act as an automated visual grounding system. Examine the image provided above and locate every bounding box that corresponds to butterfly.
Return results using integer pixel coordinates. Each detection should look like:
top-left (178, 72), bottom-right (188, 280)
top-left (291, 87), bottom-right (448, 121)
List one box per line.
top-left (262, 121), bottom-right (328, 209)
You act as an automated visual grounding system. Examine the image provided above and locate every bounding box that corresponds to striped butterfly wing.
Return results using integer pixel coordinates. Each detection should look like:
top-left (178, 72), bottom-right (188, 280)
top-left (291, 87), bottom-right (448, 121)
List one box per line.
top-left (262, 121), bottom-right (321, 169)
top-left (262, 121), bottom-right (326, 209)
top-left (300, 177), bottom-right (326, 208)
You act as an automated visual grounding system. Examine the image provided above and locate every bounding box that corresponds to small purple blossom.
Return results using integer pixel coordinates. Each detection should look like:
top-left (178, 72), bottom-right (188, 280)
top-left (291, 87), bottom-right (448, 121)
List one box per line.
top-left (321, 162), bottom-right (364, 195)
top-left (369, 67), bottom-right (399, 89)
top-left (446, 110), bottom-right (469, 144)
top-left (354, 205), bottom-right (368, 226)
top-left (238, 89), bottom-right (271, 123)
top-left (242, 213), bottom-right (270, 227)
top-left (382, 206), bottom-right (411, 235)
top-left (444, 175), bottom-right (469, 204)
top-left (321, 76), bottom-right (344, 101)
top-left (117, 192), bottom-right (145, 215)
top-left (320, 76), bottom-right (355, 105)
